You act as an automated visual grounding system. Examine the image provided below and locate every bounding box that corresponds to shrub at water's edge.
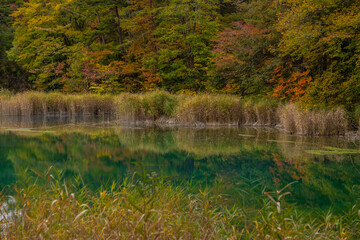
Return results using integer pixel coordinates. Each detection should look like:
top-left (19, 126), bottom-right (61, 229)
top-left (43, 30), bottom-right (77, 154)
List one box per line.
top-left (0, 91), bottom-right (357, 136)
top-left (2, 169), bottom-right (360, 239)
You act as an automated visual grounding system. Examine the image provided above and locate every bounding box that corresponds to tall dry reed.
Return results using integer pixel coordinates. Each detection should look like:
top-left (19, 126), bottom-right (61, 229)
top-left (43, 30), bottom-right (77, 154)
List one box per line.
top-left (355, 105), bottom-right (360, 132)
top-left (279, 103), bottom-right (347, 136)
top-left (0, 92), bottom-right (117, 116)
top-left (176, 94), bottom-right (243, 125)
top-left (0, 91), bottom-right (355, 136)
top-left (243, 98), bottom-right (280, 126)
top-left (116, 91), bottom-right (178, 122)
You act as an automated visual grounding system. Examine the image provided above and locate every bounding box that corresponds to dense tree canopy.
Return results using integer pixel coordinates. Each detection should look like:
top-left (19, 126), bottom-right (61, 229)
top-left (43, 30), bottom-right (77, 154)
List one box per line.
top-left (275, 0), bottom-right (360, 108)
top-left (0, 0), bottom-right (359, 108)
top-left (0, 0), bottom-right (27, 89)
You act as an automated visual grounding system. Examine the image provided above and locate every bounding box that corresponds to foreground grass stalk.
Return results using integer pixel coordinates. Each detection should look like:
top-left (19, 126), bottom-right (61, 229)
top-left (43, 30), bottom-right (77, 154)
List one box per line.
top-left (1, 169), bottom-right (360, 239)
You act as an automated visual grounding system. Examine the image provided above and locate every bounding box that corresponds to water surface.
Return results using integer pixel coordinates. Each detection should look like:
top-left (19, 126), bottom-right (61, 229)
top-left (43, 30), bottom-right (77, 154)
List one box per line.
top-left (0, 116), bottom-right (359, 214)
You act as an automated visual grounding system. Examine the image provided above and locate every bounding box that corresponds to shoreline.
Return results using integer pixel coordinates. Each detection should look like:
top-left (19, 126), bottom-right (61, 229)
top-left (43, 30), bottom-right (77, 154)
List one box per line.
top-left (0, 91), bottom-right (359, 137)
top-left (1, 115), bottom-right (359, 141)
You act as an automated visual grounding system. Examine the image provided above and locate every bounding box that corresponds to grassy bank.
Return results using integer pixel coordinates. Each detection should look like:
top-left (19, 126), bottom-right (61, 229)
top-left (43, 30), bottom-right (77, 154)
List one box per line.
top-left (0, 91), bottom-right (356, 136)
top-left (1, 169), bottom-right (360, 239)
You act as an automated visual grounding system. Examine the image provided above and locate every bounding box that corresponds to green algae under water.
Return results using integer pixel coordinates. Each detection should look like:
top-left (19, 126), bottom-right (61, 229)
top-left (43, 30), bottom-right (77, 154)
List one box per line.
top-left (0, 116), bottom-right (360, 214)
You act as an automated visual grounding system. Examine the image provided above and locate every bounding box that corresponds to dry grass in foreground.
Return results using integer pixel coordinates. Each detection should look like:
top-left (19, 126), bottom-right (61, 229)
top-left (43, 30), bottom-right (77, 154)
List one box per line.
top-left (1, 169), bottom-right (360, 239)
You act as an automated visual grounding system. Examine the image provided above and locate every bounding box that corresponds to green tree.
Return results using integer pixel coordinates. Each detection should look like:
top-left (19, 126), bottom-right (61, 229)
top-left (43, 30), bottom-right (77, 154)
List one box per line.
top-left (153, 0), bottom-right (220, 93)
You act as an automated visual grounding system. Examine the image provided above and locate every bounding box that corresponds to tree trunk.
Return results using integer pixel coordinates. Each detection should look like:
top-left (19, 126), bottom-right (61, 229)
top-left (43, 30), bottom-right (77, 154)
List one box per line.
top-left (96, 12), bottom-right (106, 45)
top-left (115, 6), bottom-right (124, 46)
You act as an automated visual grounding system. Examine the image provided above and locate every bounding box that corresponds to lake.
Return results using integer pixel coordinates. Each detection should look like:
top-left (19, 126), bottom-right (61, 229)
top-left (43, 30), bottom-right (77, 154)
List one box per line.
top-left (0, 116), bottom-right (360, 214)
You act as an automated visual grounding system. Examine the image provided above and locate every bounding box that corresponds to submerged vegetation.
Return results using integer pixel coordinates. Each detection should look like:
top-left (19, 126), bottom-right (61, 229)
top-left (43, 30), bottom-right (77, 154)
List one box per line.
top-left (0, 91), bottom-right (355, 136)
top-left (1, 169), bottom-right (360, 239)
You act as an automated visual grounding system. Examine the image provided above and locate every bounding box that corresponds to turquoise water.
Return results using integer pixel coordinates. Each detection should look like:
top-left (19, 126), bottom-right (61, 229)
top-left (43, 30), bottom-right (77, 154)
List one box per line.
top-left (0, 117), bottom-right (360, 213)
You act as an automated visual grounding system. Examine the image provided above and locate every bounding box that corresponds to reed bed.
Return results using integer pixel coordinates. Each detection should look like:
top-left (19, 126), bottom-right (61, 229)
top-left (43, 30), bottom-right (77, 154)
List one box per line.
top-left (116, 91), bottom-right (178, 122)
top-left (280, 103), bottom-right (348, 136)
top-left (176, 94), bottom-right (243, 125)
top-left (2, 169), bottom-right (360, 239)
top-left (0, 91), bottom-right (356, 135)
top-left (0, 92), bottom-right (117, 116)
top-left (243, 98), bottom-right (280, 126)
top-left (355, 105), bottom-right (360, 132)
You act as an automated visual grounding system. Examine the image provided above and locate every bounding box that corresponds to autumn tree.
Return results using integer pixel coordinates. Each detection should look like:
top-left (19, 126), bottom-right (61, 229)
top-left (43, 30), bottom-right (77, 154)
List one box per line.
top-left (74, 0), bottom-right (129, 93)
top-left (209, 0), bottom-right (280, 95)
top-left (275, 0), bottom-right (360, 108)
top-left (8, 0), bottom-right (89, 91)
top-left (117, 0), bottom-right (163, 91)
top-left (8, 0), bottom-right (130, 92)
top-left (210, 22), bottom-right (272, 95)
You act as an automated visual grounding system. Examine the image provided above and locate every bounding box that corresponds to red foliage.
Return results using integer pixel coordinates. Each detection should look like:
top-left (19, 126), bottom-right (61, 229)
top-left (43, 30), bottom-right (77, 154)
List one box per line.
top-left (213, 22), bottom-right (268, 64)
top-left (270, 66), bottom-right (312, 101)
top-left (10, 4), bottom-right (17, 11)
top-left (141, 72), bottom-right (162, 91)
top-left (212, 22), bottom-right (270, 93)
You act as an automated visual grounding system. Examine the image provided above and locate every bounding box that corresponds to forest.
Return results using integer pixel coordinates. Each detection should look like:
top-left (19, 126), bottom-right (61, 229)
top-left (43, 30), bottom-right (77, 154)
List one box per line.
top-left (1, 0), bottom-right (359, 111)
